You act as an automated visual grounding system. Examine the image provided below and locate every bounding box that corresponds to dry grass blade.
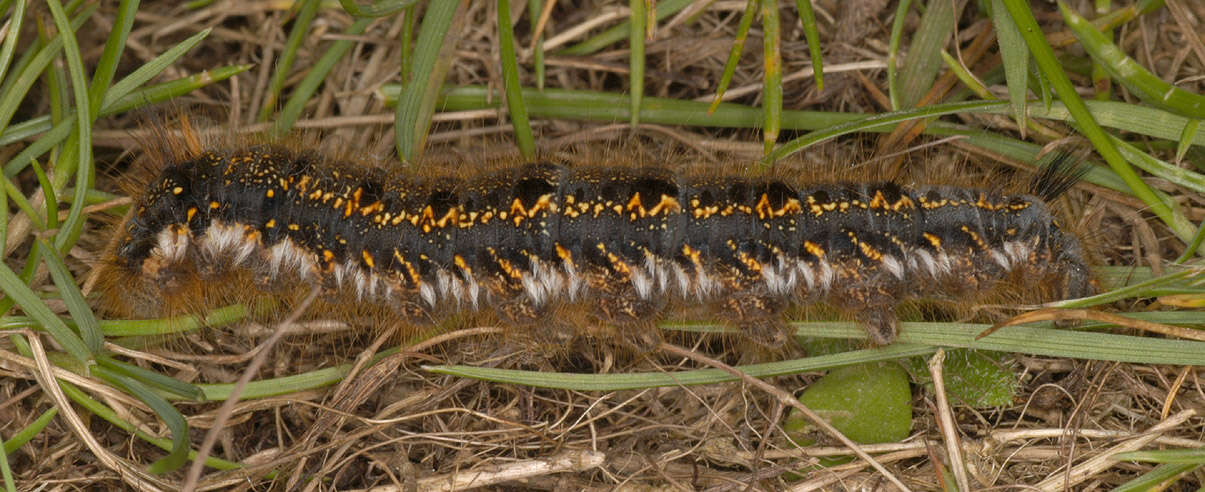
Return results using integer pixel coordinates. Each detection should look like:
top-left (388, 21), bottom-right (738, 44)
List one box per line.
top-left (986, 309), bottom-right (1205, 342)
top-left (1033, 409), bottom-right (1197, 491)
top-left (182, 286), bottom-right (322, 492)
top-left (927, 349), bottom-right (969, 491)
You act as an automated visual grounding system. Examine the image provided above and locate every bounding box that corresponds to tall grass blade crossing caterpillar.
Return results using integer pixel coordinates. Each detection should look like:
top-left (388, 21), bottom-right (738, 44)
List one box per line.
top-left (103, 143), bottom-right (1093, 346)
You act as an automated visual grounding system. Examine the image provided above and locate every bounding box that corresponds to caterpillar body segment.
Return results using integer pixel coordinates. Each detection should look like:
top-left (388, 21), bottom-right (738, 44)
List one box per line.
top-left (110, 146), bottom-right (1092, 345)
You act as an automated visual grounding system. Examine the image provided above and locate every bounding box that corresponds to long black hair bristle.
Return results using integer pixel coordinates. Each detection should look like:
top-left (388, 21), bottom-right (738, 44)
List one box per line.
top-left (1028, 150), bottom-right (1091, 202)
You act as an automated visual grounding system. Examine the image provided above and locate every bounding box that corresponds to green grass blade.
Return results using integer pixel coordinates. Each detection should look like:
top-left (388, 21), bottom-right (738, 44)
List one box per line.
top-left (3, 407), bottom-right (56, 454)
top-left (761, 0), bottom-right (782, 154)
top-left (1176, 119), bottom-right (1199, 163)
top-left (102, 28), bottom-right (212, 109)
top-left (97, 355), bottom-right (205, 401)
top-left (0, 0), bottom-right (27, 86)
top-left (394, 0), bottom-right (459, 161)
top-left (37, 239), bottom-right (101, 354)
top-left (0, 426), bottom-right (11, 492)
top-left (337, 0), bottom-right (414, 17)
top-left (1174, 220), bottom-right (1205, 263)
top-left (57, 381), bottom-right (242, 471)
top-left (1111, 463), bottom-right (1198, 492)
top-left (792, 0), bottom-right (823, 91)
top-left (197, 362), bottom-right (353, 400)
top-left (258, 0), bottom-right (320, 121)
top-left (940, 49), bottom-right (991, 99)
top-left (990, 0), bottom-right (1029, 136)
top-left (791, 321), bottom-right (1205, 365)
top-left (886, 0), bottom-right (912, 110)
top-left (44, 0), bottom-right (93, 254)
top-left (1, 63), bottom-right (249, 178)
top-left (275, 17), bottom-right (372, 136)
top-left (27, 159), bottom-right (55, 229)
top-left (1111, 135), bottom-right (1205, 195)
top-left (708, 0), bottom-right (759, 113)
top-left (0, 263), bottom-right (90, 363)
top-left (93, 366), bottom-right (190, 474)
top-left (1114, 448), bottom-right (1205, 464)
top-left (1006, 0), bottom-right (1175, 245)
top-left (627, 0), bottom-right (645, 126)
top-left (427, 343), bottom-right (937, 391)
top-left (0, 1), bottom-right (94, 147)
top-left (897, 0), bottom-right (958, 108)
top-left (87, 0), bottom-right (137, 119)
top-left (527, 0), bottom-right (545, 89)
top-left (498, 0), bottom-right (535, 158)
top-left (765, 99), bottom-right (1009, 163)
top-left (1062, 3), bottom-right (1205, 119)
top-left (100, 304), bottom-right (249, 337)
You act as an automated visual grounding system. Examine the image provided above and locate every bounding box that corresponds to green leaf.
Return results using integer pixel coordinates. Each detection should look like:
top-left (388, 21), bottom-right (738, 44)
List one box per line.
top-left (497, 0), bottom-right (535, 158)
top-left (897, 0), bottom-right (960, 108)
top-left (0, 260), bottom-right (91, 364)
top-left (258, 0), bottom-right (320, 121)
top-left (990, 0), bottom-right (1029, 135)
top-left (93, 367), bottom-right (190, 474)
top-left (761, 0), bottom-right (782, 154)
top-left (1114, 448), bottom-right (1205, 464)
top-left (428, 343), bottom-right (937, 391)
top-left (628, 0), bottom-right (645, 126)
top-left (1061, 3), bottom-right (1205, 119)
top-left (904, 349), bottom-right (1017, 407)
top-left (786, 362), bottom-right (912, 444)
top-left (394, 0), bottom-right (459, 160)
top-left (792, 0), bottom-right (823, 91)
top-left (37, 239), bottom-right (102, 354)
top-left (337, 0), bottom-right (414, 17)
top-left (709, 0), bottom-right (759, 113)
top-left (276, 17), bottom-right (372, 136)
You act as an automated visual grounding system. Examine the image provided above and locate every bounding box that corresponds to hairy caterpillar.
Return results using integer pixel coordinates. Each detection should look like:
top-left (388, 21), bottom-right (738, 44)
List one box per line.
top-left (99, 141), bottom-right (1092, 346)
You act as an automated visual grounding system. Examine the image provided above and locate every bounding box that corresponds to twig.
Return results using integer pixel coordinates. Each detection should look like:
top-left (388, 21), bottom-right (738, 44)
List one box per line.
top-left (347, 449), bottom-right (606, 492)
top-left (181, 285), bottom-right (323, 491)
top-left (658, 342), bottom-right (913, 492)
top-left (927, 349), bottom-right (970, 491)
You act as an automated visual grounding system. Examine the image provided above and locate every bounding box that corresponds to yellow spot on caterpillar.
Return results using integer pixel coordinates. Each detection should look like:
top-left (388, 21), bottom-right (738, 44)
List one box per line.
top-left (308, 189), bottom-right (323, 200)
top-left (394, 249), bottom-right (422, 286)
top-left (172, 186), bottom-right (184, 195)
top-left (849, 233), bottom-right (882, 261)
top-left (266, 189), bottom-right (274, 198)
top-left (606, 252), bottom-right (631, 277)
top-left (186, 207), bottom-right (197, 222)
top-left (454, 254), bottom-right (471, 275)
top-left (803, 240), bottom-right (825, 258)
top-left (738, 252), bottom-right (762, 272)
top-left (681, 244), bottom-right (702, 266)
top-left (923, 232), bottom-right (942, 248)
top-left (361, 250), bottom-right (375, 268)
top-left (496, 257), bottom-right (522, 280)
top-left (961, 225), bottom-right (987, 249)
top-left (209, 201), bottom-right (220, 210)
top-left (647, 194), bottom-right (681, 216)
top-left (265, 219), bottom-right (276, 228)
top-left (322, 250), bottom-right (335, 263)
top-left (555, 243), bottom-right (574, 268)
top-left (288, 223), bottom-right (300, 231)
top-left (625, 192), bottom-right (644, 217)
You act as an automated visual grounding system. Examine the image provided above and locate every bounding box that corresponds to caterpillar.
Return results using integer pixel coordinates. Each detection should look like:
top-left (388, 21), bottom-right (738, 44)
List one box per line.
top-left (100, 142), bottom-right (1093, 346)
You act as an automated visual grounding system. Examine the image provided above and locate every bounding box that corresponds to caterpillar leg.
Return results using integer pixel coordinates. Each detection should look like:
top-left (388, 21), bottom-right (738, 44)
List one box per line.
top-left (718, 292), bottom-right (790, 347)
top-left (831, 283), bottom-right (902, 345)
